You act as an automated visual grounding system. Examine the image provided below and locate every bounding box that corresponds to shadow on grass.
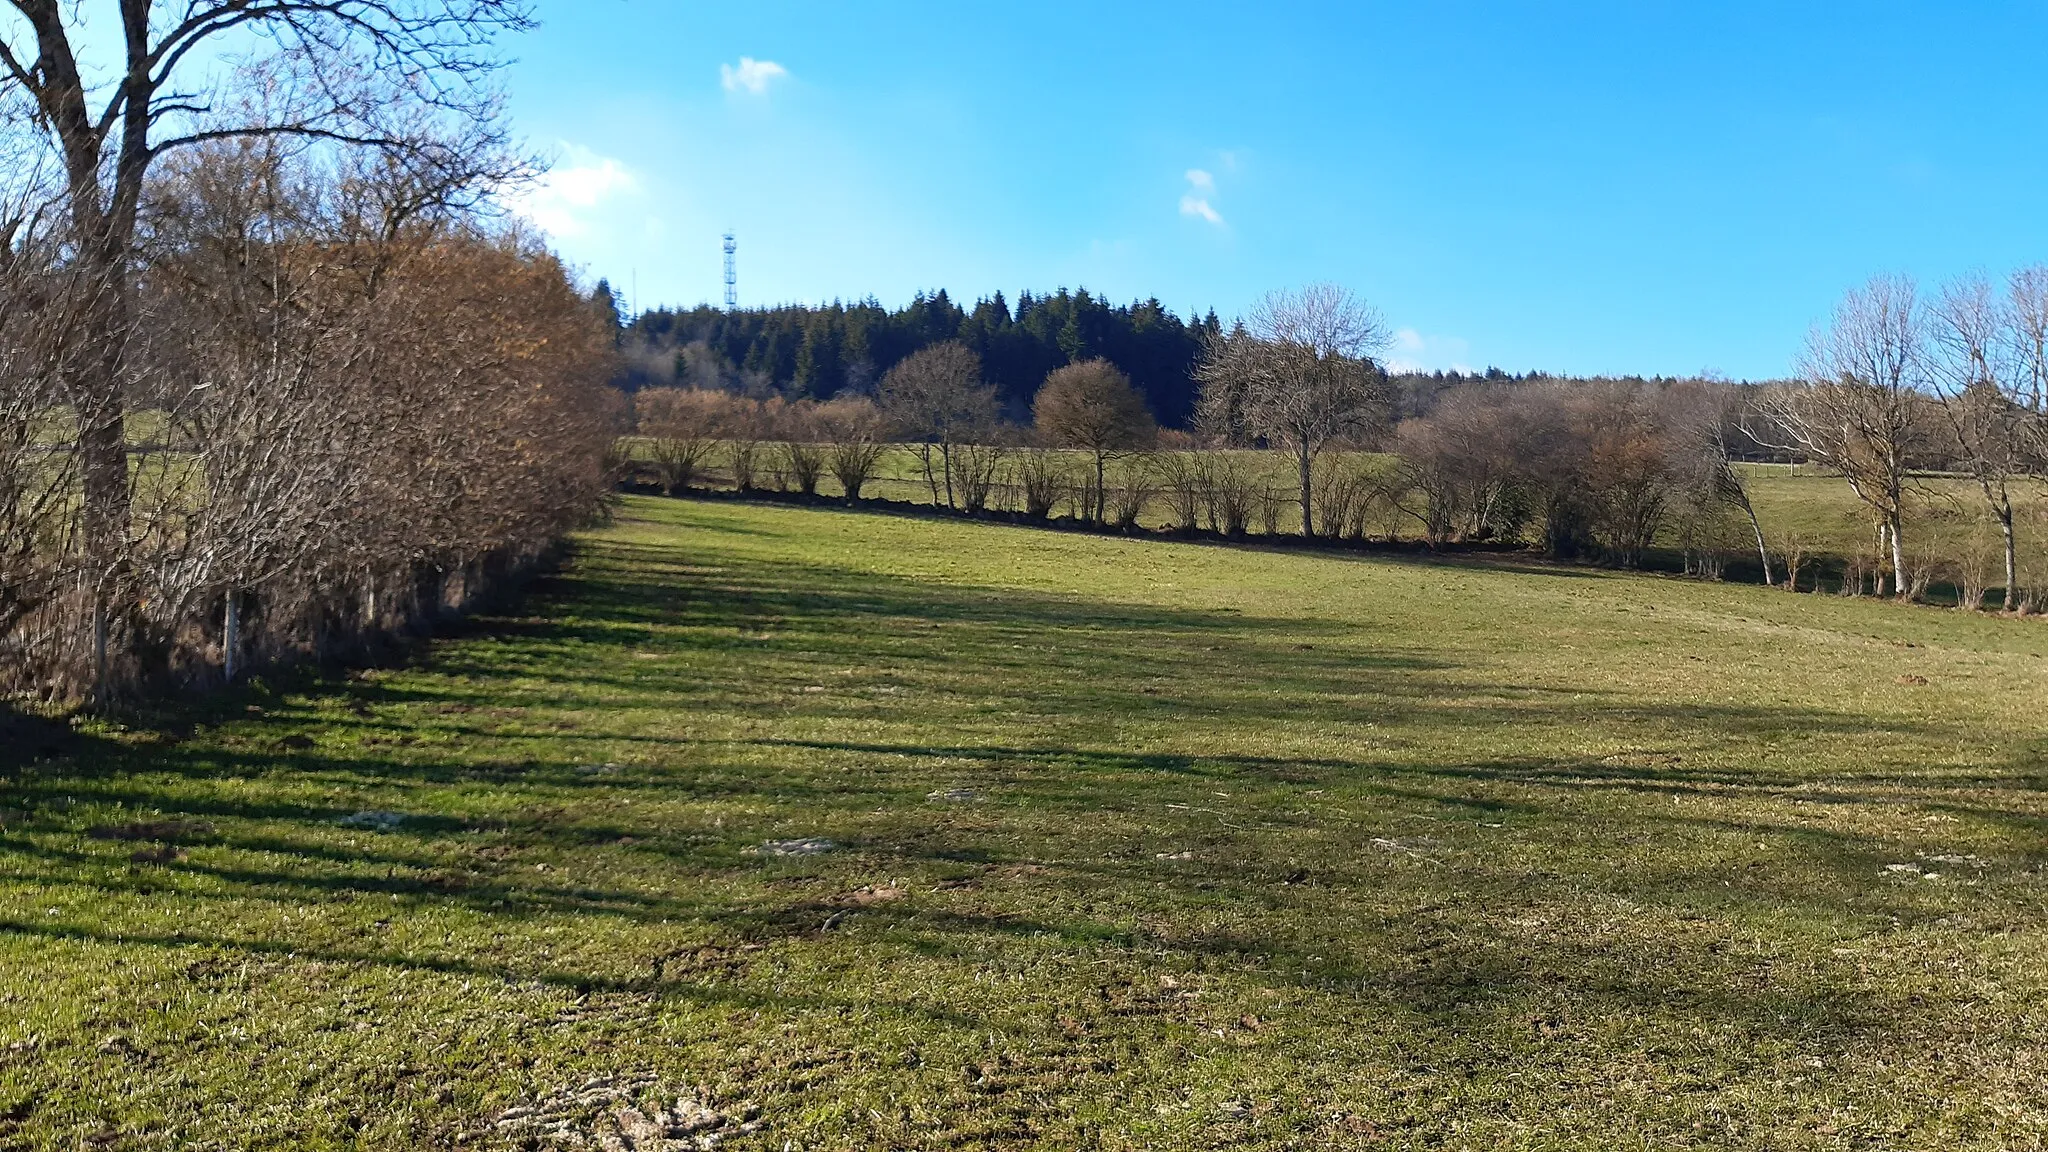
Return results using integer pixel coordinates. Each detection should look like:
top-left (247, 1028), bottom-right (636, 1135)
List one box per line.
top-left (2, 503), bottom-right (2041, 1073)
top-left (0, 705), bottom-right (94, 776)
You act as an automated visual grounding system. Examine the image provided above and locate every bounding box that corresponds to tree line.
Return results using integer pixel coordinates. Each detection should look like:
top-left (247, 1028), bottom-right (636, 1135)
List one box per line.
top-left (613, 289), bottom-right (1223, 426)
top-left (633, 276), bottom-right (2048, 611)
top-left (1, 2), bottom-right (616, 704)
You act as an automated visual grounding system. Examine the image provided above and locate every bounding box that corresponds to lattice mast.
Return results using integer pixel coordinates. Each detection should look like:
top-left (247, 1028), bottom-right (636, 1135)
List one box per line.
top-left (721, 232), bottom-right (737, 310)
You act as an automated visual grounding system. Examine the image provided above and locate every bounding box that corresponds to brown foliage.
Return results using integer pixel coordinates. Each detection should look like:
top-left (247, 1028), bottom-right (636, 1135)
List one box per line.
top-left (1035, 359), bottom-right (1156, 522)
top-left (0, 141), bottom-right (613, 701)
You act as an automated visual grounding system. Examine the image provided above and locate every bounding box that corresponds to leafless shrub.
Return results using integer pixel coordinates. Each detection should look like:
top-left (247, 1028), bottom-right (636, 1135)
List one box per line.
top-left (1155, 452), bottom-right (1205, 532)
top-left (1, 136), bottom-right (612, 701)
top-left (1202, 454), bottom-right (1255, 537)
top-left (1012, 448), bottom-right (1070, 520)
top-left (2, 2), bottom-right (539, 701)
top-left (636, 389), bottom-right (724, 494)
top-left (816, 396), bottom-right (888, 500)
top-left (771, 401), bottom-right (826, 495)
top-left (1310, 466), bottom-right (1368, 545)
top-left (1256, 486), bottom-right (1285, 536)
top-left (1780, 534), bottom-right (1809, 592)
top-left (1392, 390), bottom-right (1528, 547)
top-left (1106, 456), bottom-right (1154, 531)
top-left (949, 440), bottom-right (1007, 515)
top-left (722, 399), bottom-right (768, 491)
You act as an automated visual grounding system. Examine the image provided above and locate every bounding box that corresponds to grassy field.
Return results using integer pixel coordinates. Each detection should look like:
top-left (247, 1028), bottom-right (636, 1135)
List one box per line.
top-left (6, 495), bottom-right (2048, 1149)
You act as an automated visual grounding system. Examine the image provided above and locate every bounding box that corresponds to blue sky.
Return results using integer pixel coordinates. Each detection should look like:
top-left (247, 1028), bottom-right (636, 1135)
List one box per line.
top-left (505, 1), bottom-right (2048, 380)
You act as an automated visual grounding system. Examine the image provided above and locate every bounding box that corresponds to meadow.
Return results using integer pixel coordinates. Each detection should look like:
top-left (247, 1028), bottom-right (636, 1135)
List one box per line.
top-left (4, 494), bottom-right (2048, 1149)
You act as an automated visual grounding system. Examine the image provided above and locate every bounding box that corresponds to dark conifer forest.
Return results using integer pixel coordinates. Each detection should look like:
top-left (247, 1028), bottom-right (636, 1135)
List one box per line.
top-left (602, 284), bottom-right (1713, 430)
top-left (611, 287), bottom-right (1223, 427)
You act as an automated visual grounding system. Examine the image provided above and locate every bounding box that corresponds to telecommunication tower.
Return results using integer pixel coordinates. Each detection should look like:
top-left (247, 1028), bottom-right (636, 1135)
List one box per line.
top-left (721, 232), bottom-right (737, 310)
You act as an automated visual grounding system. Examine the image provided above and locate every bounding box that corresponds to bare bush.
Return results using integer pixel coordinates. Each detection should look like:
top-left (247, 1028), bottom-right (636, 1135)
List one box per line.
top-left (1156, 452), bottom-right (1205, 532)
top-left (816, 396), bottom-right (888, 500)
top-left (772, 401), bottom-right (826, 495)
top-left (1256, 487), bottom-right (1285, 536)
top-left (722, 398), bottom-right (768, 491)
top-left (636, 389), bottom-right (725, 494)
top-left (1106, 456), bottom-right (1154, 531)
top-left (950, 440), bottom-right (1007, 515)
top-left (2, 2), bottom-right (535, 697)
top-left (0, 134), bottom-right (611, 701)
top-left (1202, 454), bottom-right (1255, 537)
top-left (1012, 448), bottom-right (1070, 520)
top-left (1311, 466), bottom-right (1369, 543)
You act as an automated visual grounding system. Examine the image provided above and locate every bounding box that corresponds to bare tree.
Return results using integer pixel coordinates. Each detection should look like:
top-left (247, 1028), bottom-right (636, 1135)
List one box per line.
top-left (1195, 284), bottom-right (1391, 537)
top-left (1749, 275), bottom-right (1927, 597)
top-left (877, 341), bottom-right (996, 510)
top-left (1033, 358), bottom-right (1156, 523)
top-left (1927, 274), bottom-right (2038, 606)
top-left (0, 143), bottom-right (84, 652)
top-left (2009, 265), bottom-right (2048, 414)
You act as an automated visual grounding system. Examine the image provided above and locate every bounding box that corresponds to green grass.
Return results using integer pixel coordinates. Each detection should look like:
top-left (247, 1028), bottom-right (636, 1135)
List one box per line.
top-left (6, 495), bottom-right (2048, 1149)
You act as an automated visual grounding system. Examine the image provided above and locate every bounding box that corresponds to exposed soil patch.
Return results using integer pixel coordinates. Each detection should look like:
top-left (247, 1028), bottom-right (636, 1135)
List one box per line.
top-left (87, 819), bottom-right (215, 843)
top-left (491, 1074), bottom-right (759, 1150)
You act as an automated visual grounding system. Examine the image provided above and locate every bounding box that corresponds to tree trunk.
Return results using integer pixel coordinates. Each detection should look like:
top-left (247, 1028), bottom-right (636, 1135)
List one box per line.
top-left (224, 592), bottom-right (241, 683)
top-left (1736, 494), bottom-right (1773, 587)
top-left (1888, 514), bottom-right (1907, 600)
top-left (2000, 505), bottom-right (2019, 611)
top-left (91, 595), bottom-right (109, 709)
top-left (1296, 447), bottom-right (1314, 538)
top-left (918, 445), bottom-right (941, 506)
top-left (1094, 452), bottom-right (1108, 523)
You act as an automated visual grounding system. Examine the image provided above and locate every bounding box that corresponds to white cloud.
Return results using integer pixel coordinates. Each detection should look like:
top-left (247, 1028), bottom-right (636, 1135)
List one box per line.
top-left (721, 57), bottom-right (789, 95)
top-left (1180, 168), bottom-right (1224, 226)
top-left (1385, 327), bottom-right (1475, 374)
top-left (508, 146), bottom-right (639, 239)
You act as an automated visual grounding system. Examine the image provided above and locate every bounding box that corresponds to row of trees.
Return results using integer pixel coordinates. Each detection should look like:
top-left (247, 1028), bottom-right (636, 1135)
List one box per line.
top-left (632, 276), bottom-right (2048, 609)
top-left (1, 2), bottom-right (616, 702)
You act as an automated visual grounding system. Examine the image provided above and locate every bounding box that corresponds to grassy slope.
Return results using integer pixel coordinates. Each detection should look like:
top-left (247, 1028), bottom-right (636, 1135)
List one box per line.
top-left (5, 496), bottom-right (2048, 1149)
